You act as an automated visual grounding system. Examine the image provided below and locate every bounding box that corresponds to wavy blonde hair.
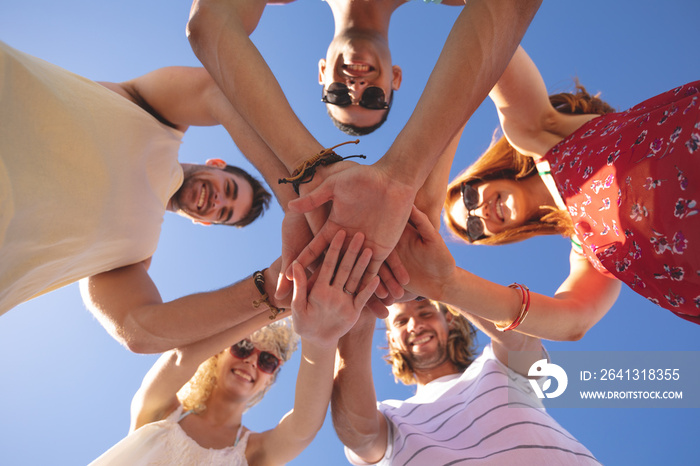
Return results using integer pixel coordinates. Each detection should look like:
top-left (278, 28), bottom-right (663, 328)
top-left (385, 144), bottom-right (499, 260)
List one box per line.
top-left (384, 300), bottom-right (477, 386)
top-left (445, 82), bottom-right (616, 246)
top-left (177, 318), bottom-right (299, 413)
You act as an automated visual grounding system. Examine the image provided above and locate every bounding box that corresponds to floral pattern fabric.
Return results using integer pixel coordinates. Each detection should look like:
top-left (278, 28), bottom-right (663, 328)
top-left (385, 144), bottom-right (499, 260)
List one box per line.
top-left (544, 81), bottom-right (700, 323)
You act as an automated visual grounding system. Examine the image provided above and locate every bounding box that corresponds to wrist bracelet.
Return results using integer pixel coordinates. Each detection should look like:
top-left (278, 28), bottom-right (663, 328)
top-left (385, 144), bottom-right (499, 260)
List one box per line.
top-left (252, 269), bottom-right (285, 320)
top-left (496, 283), bottom-right (530, 332)
top-left (278, 140), bottom-right (366, 194)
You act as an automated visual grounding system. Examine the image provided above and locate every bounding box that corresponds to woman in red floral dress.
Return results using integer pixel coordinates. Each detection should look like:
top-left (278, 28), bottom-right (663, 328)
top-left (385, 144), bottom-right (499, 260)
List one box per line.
top-left (394, 45), bottom-right (698, 341)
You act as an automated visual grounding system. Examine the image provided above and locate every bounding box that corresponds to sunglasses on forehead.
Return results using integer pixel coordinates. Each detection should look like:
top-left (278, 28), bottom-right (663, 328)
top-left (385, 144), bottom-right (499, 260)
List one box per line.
top-left (321, 82), bottom-right (390, 110)
top-left (230, 339), bottom-right (281, 374)
top-left (460, 181), bottom-right (488, 242)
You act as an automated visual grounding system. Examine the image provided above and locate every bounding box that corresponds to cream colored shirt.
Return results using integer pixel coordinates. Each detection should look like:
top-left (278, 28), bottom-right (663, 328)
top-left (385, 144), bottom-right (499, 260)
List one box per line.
top-left (0, 41), bottom-right (184, 315)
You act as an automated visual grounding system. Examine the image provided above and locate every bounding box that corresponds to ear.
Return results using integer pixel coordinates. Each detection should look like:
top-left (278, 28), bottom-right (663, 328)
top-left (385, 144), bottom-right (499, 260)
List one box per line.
top-left (318, 58), bottom-right (327, 85)
top-left (391, 65), bottom-right (403, 91)
top-left (205, 158), bottom-right (227, 169)
top-left (192, 219), bottom-right (211, 226)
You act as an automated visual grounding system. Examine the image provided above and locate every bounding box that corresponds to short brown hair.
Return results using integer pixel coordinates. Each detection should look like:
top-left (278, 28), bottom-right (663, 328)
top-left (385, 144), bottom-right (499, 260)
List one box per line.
top-left (384, 300), bottom-right (477, 386)
top-left (444, 82), bottom-right (615, 246)
top-left (223, 165), bottom-right (271, 228)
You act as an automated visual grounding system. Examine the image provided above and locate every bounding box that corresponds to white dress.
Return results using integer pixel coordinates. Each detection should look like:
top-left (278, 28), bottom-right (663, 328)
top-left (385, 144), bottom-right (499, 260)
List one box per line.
top-left (89, 406), bottom-right (250, 466)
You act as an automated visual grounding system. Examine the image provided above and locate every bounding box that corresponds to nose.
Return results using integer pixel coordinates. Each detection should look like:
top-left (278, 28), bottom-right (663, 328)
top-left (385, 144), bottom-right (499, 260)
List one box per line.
top-left (470, 202), bottom-right (488, 219)
top-left (345, 78), bottom-right (367, 103)
top-left (407, 317), bottom-right (423, 334)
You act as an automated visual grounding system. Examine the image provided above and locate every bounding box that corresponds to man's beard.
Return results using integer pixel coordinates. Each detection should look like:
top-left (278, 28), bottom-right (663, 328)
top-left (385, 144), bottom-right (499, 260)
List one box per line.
top-left (403, 338), bottom-right (449, 371)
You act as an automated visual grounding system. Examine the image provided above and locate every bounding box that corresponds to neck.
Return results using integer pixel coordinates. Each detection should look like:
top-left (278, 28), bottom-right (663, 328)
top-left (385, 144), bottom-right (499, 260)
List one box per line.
top-left (197, 389), bottom-right (246, 429)
top-left (414, 361), bottom-right (461, 387)
top-left (523, 173), bottom-right (556, 214)
top-left (325, 0), bottom-right (404, 38)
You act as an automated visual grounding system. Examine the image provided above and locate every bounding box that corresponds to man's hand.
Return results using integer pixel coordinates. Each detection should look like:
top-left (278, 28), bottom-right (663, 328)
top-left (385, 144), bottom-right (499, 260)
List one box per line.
top-left (291, 230), bottom-right (379, 348)
top-left (287, 163), bottom-right (414, 296)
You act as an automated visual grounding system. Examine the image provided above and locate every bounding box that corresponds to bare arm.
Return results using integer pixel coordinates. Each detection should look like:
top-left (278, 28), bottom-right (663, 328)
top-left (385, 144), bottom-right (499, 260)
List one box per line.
top-left (248, 231), bottom-right (379, 465)
top-left (130, 309), bottom-right (281, 431)
top-left (331, 312), bottom-right (388, 464)
top-left (80, 260), bottom-right (287, 353)
top-left (187, 0), bottom-right (323, 174)
top-left (395, 206), bottom-right (621, 341)
top-left (489, 46), bottom-right (600, 158)
top-left (287, 0), bottom-right (542, 282)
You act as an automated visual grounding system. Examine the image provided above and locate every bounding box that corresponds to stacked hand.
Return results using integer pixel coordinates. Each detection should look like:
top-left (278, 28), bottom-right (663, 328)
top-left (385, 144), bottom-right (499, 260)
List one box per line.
top-left (290, 230), bottom-right (380, 348)
top-left (284, 163), bottom-right (415, 302)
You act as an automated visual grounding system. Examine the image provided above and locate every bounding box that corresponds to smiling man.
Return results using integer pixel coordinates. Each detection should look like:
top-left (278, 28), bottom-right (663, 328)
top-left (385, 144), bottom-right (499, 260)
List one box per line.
top-left (319, 0), bottom-right (467, 135)
top-left (331, 299), bottom-right (600, 465)
top-left (0, 41), bottom-right (280, 353)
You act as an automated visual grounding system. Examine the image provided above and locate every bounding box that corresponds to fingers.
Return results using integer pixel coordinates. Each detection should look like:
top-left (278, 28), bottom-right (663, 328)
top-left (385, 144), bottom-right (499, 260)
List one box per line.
top-left (408, 204), bottom-right (436, 238)
top-left (290, 261), bottom-right (308, 313)
top-left (333, 232), bottom-right (366, 289)
top-left (366, 296), bottom-right (389, 319)
top-left (317, 230), bottom-right (347, 285)
top-left (287, 180), bottom-right (334, 214)
top-left (285, 229), bottom-right (334, 280)
top-left (354, 275), bottom-right (380, 310)
top-left (385, 249), bottom-right (410, 287)
top-left (378, 261), bottom-right (405, 300)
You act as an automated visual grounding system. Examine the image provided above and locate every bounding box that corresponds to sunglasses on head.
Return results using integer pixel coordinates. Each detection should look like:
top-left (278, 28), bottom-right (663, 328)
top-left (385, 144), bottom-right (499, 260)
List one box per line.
top-left (321, 82), bottom-right (390, 110)
top-left (460, 181), bottom-right (488, 242)
top-left (230, 339), bottom-right (281, 374)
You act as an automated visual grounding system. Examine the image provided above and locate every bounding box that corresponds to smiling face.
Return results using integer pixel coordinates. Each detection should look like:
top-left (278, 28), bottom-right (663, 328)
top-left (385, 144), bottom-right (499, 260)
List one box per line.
top-left (387, 301), bottom-right (452, 372)
top-left (171, 161), bottom-right (254, 226)
top-left (319, 33), bottom-right (401, 130)
top-left (448, 178), bottom-right (534, 238)
top-left (215, 341), bottom-right (281, 401)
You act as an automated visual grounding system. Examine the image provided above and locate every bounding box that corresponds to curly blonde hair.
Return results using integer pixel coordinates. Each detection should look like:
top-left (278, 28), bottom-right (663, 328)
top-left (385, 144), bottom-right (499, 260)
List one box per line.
top-left (384, 301), bottom-right (477, 386)
top-left (177, 318), bottom-right (299, 413)
top-left (445, 82), bottom-right (616, 246)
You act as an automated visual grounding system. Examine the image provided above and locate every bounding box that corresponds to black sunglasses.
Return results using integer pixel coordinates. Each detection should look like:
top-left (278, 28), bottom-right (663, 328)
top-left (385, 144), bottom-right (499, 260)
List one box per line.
top-left (460, 181), bottom-right (488, 242)
top-left (321, 82), bottom-right (390, 110)
top-left (230, 339), bottom-right (281, 374)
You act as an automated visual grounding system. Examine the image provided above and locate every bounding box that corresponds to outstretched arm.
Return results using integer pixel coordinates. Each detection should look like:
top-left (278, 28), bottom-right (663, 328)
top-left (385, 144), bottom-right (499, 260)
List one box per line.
top-left (331, 310), bottom-right (388, 464)
top-left (488, 46), bottom-right (600, 158)
top-left (287, 0), bottom-right (542, 285)
top-left (80, 259), bottom-right (288, 353)
top-left (395, 205), bottom-right (621, 341)
top-left (248, 231), bottom-right (379, 465)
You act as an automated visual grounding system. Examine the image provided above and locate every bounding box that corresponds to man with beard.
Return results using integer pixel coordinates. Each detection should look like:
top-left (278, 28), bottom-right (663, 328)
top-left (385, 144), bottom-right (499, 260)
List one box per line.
top-left (0, 41), bottom-right (287, 353)
top-left (331, 299), bottom-right (600, 465)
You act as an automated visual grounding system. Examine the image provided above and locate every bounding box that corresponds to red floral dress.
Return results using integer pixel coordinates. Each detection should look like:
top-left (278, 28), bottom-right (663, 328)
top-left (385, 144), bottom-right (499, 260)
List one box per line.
top-left (544, 81), bottom-right (700, 323)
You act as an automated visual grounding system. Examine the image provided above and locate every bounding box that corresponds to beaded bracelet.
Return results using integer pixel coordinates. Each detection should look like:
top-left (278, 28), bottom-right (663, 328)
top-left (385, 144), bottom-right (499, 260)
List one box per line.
top-left (252, 270), bottom-right (285, 320)
top-left (496, 283), bottom-right (531, 332)
top-left (278, 140), bottom-right (366, 194)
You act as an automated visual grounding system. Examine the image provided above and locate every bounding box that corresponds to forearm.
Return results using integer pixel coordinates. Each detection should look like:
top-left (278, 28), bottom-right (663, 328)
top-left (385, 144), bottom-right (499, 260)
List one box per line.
top-left (81, 266), bottom-right (283, 353)
top-left (378, 0), bottom-right (541, 189)
top-left (187, 0), bottom-right (323, 173)
top-left (331, 320), bottom-right (386, 461)
top-left (438, 266), bottom-right (613, 341)
top-left (271, 339), bottom-right (338, 461)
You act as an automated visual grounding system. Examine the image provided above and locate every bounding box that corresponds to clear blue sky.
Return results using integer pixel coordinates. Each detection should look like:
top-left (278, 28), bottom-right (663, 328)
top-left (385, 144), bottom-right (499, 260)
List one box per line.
top-left (1, 1), bottom-right (698, 465)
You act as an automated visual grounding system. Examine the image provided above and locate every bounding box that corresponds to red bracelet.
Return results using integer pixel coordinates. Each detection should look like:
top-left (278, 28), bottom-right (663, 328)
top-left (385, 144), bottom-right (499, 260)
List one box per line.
top-left (496, 283), bottom-right (530, 332)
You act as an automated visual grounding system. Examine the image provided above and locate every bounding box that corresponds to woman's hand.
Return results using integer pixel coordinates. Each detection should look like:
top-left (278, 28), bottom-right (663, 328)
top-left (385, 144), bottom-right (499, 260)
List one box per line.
top-left (394, 205), bottom-right (457, 301)
top-left (291, 230), bottom-right (380, 348)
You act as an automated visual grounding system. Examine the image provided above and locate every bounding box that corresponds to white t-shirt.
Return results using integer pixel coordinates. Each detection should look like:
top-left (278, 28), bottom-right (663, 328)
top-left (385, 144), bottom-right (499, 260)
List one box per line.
top-left (0, 41), bottom-right (184, 314)
top-left (346, 345), bottom-right (599, 465)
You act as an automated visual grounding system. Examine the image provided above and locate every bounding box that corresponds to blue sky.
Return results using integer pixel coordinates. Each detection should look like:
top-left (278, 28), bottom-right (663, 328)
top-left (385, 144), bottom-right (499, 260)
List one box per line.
top-left (1, 1), bottom-right (698, 465)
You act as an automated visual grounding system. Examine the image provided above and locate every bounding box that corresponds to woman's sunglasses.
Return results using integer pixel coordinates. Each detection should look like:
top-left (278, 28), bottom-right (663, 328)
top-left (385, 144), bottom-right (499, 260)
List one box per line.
top-left (230, 339), bottom-right (281, 374)
top-left (460, 181), bottom-right (488, 242)
top-left (321, 82), bottom-right (390, 110)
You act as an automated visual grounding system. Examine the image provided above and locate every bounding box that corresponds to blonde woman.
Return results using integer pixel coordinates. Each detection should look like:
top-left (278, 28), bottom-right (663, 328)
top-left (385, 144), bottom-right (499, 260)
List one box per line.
top-left (91, 230), bottom-right (378, 465)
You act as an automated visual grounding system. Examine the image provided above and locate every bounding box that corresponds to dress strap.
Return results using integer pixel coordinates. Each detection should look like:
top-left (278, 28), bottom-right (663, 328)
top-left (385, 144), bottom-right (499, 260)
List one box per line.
top-left (234, 424), bottom-right (244, 446)
top-left (178, 409), bottom-right (194, 422)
